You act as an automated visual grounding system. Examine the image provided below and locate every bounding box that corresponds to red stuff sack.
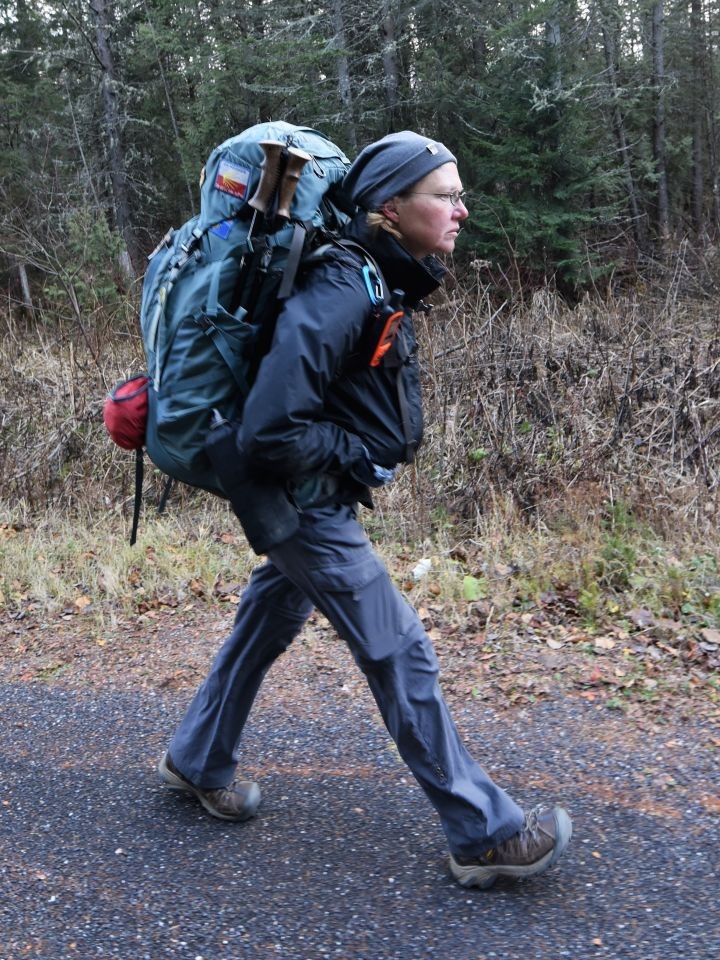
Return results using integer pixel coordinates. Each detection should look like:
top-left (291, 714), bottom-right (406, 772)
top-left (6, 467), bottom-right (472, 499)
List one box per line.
top-left (103, 375), bottom-right (150, 450)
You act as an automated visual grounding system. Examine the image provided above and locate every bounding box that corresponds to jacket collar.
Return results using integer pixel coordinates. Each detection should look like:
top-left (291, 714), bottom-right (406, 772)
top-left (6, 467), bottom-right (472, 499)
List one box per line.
top-left (342, 213), bottom-right (446, 307)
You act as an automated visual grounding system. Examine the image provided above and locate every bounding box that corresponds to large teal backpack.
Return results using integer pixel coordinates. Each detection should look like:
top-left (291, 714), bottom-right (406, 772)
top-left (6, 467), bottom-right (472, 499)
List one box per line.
top-left (139, 121), bottom-right (360, 497)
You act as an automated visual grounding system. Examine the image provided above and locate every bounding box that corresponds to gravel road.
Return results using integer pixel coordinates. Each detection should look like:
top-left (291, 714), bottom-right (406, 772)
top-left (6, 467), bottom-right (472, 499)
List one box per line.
top-left (1, 667), bottom-right (718, 960)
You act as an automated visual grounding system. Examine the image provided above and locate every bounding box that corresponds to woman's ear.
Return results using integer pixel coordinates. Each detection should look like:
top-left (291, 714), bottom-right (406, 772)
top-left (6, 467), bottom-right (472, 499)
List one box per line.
top-left (380, 199), bottom-right (400, 223)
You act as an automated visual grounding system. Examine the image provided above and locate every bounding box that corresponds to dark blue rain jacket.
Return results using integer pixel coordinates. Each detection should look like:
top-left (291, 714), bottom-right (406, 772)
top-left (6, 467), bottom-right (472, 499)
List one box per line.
top-left (239, 213), bottom-right (445, 507)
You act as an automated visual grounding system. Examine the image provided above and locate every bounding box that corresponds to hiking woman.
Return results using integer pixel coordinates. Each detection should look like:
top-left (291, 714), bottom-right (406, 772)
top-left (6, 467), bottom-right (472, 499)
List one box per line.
top-left (158, 131), bottom-right (572, 889)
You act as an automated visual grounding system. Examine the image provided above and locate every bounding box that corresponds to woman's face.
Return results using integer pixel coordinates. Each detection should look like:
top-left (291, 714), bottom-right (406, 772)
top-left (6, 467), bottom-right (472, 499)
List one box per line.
top-left (382, 162), bottom-right (469, 259)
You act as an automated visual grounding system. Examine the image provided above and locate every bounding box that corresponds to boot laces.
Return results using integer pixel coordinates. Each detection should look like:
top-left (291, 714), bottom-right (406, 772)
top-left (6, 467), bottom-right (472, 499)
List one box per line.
top-left (524, 807), bottom-right (542, 838)
top-left (502, 805), bottom-right (547, 860)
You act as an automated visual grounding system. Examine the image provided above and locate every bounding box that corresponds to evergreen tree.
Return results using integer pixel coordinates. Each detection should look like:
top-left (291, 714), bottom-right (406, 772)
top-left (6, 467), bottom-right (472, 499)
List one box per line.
top-left (3, 0), bottom-right (720, 300)
top-left (454, 3), bottom-right (615, 287)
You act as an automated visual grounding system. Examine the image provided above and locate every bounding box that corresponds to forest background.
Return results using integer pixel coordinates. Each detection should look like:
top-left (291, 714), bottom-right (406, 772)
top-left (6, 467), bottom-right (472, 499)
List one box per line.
top-left (1, 0), bottom-right (719, 712)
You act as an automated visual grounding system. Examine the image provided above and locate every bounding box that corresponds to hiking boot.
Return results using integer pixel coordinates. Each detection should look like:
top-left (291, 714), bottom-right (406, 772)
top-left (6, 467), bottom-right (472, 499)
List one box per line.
top-left (449, 804), bottom-right (572, 889)
top-left (158, 751), bottom-right (261, 822)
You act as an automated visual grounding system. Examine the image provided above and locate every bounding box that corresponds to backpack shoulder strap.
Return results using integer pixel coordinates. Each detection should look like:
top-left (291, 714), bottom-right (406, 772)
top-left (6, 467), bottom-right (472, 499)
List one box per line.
top-left (276, 222), bottom-right (310, 300)
top-left (305, 237), bottom-right (388, 310)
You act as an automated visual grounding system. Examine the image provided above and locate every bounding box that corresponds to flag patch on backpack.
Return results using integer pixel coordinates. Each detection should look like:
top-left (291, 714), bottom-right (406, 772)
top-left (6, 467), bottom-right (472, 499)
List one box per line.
top-left (214, 159), bottom-right (251, 199)
top-left (209, 218), bottom-right (234, 240)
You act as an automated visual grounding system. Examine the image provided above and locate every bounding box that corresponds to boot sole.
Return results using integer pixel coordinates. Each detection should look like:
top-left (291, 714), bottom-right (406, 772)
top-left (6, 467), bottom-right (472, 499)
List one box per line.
top-left (449, 806), bottom-right (573, 889)
top-left (157, 752), bottom-right (261, 822)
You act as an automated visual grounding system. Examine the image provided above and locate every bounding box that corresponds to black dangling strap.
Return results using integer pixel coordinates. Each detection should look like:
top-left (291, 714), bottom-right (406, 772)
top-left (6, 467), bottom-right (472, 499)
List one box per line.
top-left (158, 475), bottom-right (173, 515)
top-left (384, 327), bottom-right (416, 464)
top-left (395, 365), bottom-right (416, 464)
top-left (130, 448), bottom-right (144, 546)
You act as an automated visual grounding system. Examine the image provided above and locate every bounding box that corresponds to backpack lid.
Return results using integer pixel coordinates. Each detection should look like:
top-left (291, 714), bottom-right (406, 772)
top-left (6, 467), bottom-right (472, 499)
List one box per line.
top-left (198, 122), bottom-right (351, 231)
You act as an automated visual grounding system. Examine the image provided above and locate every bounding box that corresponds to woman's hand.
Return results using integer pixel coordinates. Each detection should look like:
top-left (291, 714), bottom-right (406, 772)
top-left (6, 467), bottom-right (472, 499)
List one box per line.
top-left (350, 446), bottom-right (399, 487)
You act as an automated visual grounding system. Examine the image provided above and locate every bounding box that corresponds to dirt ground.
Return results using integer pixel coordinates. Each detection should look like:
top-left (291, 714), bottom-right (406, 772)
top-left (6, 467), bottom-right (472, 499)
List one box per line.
top-left (2, 593), bottom-right (718, 735)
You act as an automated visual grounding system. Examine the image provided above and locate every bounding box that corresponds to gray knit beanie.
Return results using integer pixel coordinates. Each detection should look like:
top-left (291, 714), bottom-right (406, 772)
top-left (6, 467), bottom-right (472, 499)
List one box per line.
top-left (343, 131), bottom-right (457, 211)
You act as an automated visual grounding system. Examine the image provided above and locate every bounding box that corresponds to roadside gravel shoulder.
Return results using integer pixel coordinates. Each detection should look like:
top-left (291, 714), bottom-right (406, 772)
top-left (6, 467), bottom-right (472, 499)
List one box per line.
top-left (1, 599), bottom-right (717, 731)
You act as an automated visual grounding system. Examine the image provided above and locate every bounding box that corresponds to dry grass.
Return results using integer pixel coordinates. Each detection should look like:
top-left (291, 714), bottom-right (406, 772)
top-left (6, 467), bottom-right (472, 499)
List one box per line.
top-left (0, 296), bottom-right (143, 509)
top-left (1, 484), bottom-right (717, 612)
top-left (388, 272), bottom-right (720, 539)
top-left (2, 271), bottom-right (718, 710)
top-left (2, 269), bottom-right (719, 553)
top-left (0, 501), bottom-right (256, 623)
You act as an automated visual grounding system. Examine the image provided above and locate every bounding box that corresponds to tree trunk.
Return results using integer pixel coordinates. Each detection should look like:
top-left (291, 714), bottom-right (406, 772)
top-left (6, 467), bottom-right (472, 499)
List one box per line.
top-left (17, 261), bottom-right (34, 313)
top-left (89, 0), bottom-right (138, 278)
top-left (250, 0), bottom-right (273, 122)
top-left (381, 0), bottom-right (400, 128)
top-left (471, 32), bottom-right (488, 74)
top-left (142, 0), bottom-right (196, 217)
top-left (708, 5), bottom-right (720, 234)
top-left (650, 1), bottom-right (670, 242)
top-left (544, 13), bottom-right (562, 93)
top-left (332, 0), bottom-right (358, 153)
top-left (600, 14), bottom-right (645, 247)
top-left (690, 0), bottom-right (705, 236)
top-left (711, 112), bottom-right (720, 236)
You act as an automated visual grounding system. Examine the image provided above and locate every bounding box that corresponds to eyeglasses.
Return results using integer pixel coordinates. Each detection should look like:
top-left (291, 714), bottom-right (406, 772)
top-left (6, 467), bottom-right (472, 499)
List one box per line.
top-left (408, 190), bottom-right (467, 207)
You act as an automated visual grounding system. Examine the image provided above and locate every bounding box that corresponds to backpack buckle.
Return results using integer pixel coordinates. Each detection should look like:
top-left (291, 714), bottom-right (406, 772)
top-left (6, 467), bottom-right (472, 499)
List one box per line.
top-left (180, 228), bottom-right (204, 256)
top-left (362, 264), bottom-right (383, 306)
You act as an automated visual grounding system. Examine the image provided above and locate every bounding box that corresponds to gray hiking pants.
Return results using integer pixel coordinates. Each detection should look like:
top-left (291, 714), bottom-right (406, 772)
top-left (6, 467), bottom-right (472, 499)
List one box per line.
top-left (169, 503), bottom-right (524, 858)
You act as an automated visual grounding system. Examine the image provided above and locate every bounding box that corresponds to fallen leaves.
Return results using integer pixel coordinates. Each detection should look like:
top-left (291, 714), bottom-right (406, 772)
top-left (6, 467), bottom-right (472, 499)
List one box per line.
top-left (594, 636), bottom-right (617, 651)
top-left (698, 795), bottom-right (720, 815)
top-left (0, 527), bottom-right (717, 729)
top-left (700, 628), bottom-right (720, 650)
top-left (628, 608), bottom-right (654, 629)
top-left (212, 577), bottom-right (242, 604)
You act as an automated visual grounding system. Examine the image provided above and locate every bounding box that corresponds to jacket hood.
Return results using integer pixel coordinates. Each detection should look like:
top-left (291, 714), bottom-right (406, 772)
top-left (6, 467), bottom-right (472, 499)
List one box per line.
top-left (341, 213), bottom-right (446, 308)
